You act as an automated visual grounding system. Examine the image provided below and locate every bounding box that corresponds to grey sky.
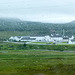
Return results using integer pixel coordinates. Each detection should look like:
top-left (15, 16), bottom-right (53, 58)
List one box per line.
top-left (0, 0), bottom-right (75, 23)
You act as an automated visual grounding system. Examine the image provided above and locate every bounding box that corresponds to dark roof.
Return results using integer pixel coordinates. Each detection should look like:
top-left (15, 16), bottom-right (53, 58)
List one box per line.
top-left (71, 39), bottom-right (75, 42)
top-left (17, 36), bottom-right (45, 38)
top-left (17, 36), bottom-right (21, 38)
top-left (22, 36), bottom-right (44, 37)
top-left (51, 34), bottom-right (62, 37)
top-left (51, 35), bottom-right (62, 37)
top-left (63, 37), bottom-right (69, 39)
top-left (21, 37), bottom-right (36, 40)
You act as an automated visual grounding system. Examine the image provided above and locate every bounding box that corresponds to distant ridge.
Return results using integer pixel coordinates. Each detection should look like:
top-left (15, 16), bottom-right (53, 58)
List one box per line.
top-left (0, 18), bottom-right (75, 36)
top-left (69, 20), bottom-right (75, 23)
top-left (0, 18), bottom-right (21, 22)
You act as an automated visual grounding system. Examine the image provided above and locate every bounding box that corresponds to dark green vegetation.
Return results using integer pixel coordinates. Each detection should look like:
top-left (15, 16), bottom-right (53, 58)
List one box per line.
top-left (0, 43), bottom-right (75, 75)
top-left (1, 42), bottom-right (75, 51)
top-left (0, 18), bottom-right (75, 41)
top-left (0, 49), bottom-right (75, 75)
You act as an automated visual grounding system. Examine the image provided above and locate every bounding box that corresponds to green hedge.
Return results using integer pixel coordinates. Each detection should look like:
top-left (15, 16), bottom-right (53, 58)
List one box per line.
top-left (26, 44), bottom-right (75, 51)
top-left (0, 43), bottom-right (75, 51)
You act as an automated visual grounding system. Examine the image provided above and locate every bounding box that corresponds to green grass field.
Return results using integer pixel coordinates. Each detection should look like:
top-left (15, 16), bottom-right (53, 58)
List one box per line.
top-left (0, 50), bottom-right (75, 75)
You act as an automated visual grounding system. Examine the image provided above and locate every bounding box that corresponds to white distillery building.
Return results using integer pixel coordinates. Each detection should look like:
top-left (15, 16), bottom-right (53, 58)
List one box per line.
top-left (63, 36), bottom-right (69, 42)
top-left (9, 35), bottom-right (51, 42)
top-left (9, 34), bottom-right (71, 43)
top-left (68, 36), bottom-right (75, 44)
top-left (50, 34), bottom-right (63, 42)
top-left (9, 36), bottom-right (21, 41)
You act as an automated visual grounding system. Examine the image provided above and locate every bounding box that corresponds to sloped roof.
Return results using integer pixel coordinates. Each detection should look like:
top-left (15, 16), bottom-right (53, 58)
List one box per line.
top-left (51, 34), bottom-right (62, 37)
top-left (71, 39), bottom-right (75, 42)
top-left (21, 37), bottom-right (36, 40)
top-left (51, 35), bottom-right (62, 37)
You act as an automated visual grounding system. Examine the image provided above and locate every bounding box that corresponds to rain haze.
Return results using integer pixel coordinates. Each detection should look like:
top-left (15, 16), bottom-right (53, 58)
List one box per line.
top-left (0, 0), bottom-right (75, 23)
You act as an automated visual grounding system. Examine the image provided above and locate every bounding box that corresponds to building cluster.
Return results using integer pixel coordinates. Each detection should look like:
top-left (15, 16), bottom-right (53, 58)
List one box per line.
top-left (9, 34), bottom-right (75, 44)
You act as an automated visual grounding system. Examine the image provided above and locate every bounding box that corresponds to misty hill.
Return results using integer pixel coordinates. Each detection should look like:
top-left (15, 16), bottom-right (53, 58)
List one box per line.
top-left (0, 18), bottom-right (75, 36)
top-left (69, 20), bottom-right (75, 24)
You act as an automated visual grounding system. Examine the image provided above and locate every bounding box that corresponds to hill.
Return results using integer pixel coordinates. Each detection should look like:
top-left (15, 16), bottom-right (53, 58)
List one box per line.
top-left (0, 18), bottom-right (75, 40)
top-left (69, 20), bottom-right (75, 24)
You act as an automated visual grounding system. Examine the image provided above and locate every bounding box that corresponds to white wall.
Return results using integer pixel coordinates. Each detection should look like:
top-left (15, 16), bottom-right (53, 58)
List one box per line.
top-left (68, 40), bottom-right (75, 44)
top-left (51, 37), bottom-right (63, 42)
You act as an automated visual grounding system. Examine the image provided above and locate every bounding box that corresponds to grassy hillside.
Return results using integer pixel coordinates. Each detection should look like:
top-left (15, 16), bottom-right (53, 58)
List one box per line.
top-left (0, 31), bottom-right (38, 41)
top-left (0, 18), bottom-right (75, 40)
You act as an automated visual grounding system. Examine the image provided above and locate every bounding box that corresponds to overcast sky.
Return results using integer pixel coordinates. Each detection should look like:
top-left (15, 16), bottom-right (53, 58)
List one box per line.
top-left (0, 0), bottom-right (75, 23)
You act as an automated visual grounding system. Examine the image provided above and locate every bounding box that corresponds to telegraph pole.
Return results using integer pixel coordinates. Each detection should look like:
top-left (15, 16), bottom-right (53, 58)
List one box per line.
top-left (62, 29), bottom-right (65, 37)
